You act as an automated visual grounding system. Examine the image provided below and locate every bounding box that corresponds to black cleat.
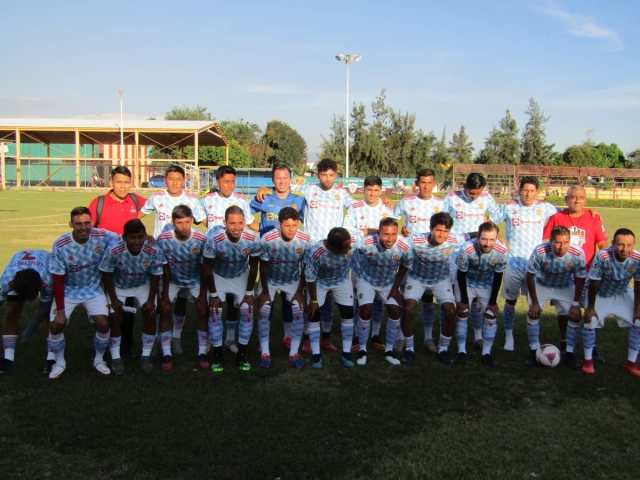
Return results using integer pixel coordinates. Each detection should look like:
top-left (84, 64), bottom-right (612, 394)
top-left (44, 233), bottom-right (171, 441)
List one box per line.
top-left (563, 352), bottom-right (581, 371)
top-left (454, 352), bottom-right (467, 366)
top-left (0, 358), bottom-right (16, 373)
top-left (481, 354), bottom-right (499, 367)
top-left (524, 350), bottom-right (538, 367)
top-left (593, 346), bottom-right (605, 364)
top-left (437, 350), bottom-right (454, 366)
top-left (401, 350), bottom-right (415, 365)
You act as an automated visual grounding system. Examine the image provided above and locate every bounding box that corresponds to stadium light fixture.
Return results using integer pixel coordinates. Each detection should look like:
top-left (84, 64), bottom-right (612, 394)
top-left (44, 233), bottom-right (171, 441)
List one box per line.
top-left (335, 53), bottom-right (361, 179)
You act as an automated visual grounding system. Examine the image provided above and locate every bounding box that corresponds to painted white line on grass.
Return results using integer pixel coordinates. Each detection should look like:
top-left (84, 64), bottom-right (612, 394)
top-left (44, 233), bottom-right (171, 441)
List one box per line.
top-left (2, 223), bottom-right (68, 228)
top-left (0, 214), bottom-right (67, 222)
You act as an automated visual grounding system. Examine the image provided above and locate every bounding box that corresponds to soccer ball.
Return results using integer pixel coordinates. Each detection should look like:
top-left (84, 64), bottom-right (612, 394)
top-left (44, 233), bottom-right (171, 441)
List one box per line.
top-left (536, 344), bottom-right (561, 367)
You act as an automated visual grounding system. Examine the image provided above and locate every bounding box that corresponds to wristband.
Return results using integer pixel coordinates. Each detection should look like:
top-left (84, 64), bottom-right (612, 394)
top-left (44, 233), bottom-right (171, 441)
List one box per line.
top-left (310, 300), bottom-right (318, 304)
top-left (571, 300), bottom-right (579, 307)
top-left (209, 292), bottom-right (218, 299)
top-left (246, 290), bottom-right (254, 296)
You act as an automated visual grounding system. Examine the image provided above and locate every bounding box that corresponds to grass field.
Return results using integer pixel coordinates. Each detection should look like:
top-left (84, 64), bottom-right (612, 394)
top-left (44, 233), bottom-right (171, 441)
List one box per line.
top-left (1, 189), bottom-right (640, 480)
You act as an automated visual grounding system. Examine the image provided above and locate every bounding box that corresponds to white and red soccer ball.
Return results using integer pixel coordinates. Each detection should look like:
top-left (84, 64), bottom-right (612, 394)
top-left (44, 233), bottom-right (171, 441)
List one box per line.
top-left (536, 344), bottom-right (561, 367)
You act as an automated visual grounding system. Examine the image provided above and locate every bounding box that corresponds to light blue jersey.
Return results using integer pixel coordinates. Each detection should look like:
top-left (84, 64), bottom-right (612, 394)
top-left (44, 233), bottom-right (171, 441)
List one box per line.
top-left (203, 228), bottom-right (262, 279)
top-left (100, 241), bottom-right (165, 289)
top-left (50, 229), bottom-right (119, 299)
top-left (407, 233), bottom-right (468, 284)
top-left (489, 199), bottom-right (557, 271)
top-left (304, 236), bottom-right (357, 288)
top-left (141, 190), bottom-right (207, 238)
top-left (392, 195), bottom-right (444, 235)
top-left (201, 191), bottom-right (254, 233)
top-left (260, 230), bottom-right (311, 286)
top-left (352, 235), bottom-right (412, 287)
top-left (588, 247), bottom-right (640, 297)
top-left (157, 229), bottom-right (207, 288)
top-left (456, 239), bottom-right (508, 288)
top-left (294, 183), bottom-right (355, 243)
top-left (527, 243), bottom-right (587, 289)
top-left (442, 190), bottom-right (497, 236)
top-left (343, 200), bottom-right (394, 234)
top-left (0, 250), bottom-right (53, 302)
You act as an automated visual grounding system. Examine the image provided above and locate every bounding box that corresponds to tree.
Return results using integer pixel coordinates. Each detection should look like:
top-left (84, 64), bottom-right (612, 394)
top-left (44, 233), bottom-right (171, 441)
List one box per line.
top-left (627, 148), bottom-right (640, 167)
top-left (476, 127), bottom-right (501, 165)
top-left (148, 105), bottom-right (214, 159)
top-left (562, 142), bottom-right (627, 168)
top-left (263, 120), bottom-right (308, 175)
top-left (521, 98), bottom-right (551, 165)
top-left (562, 144), bottom-right (593, 167)
top-left (449, 125), bottom-right (474, 164)
top-left (497, 109), bottom-right (521, 164)
top-left (165, 105), bottom-right (212, 121)
top-left (219, 120), bottom-right (265, 167)
top-left (318, 115), bottom-right (346, 171)
top-left (432, 128), bottom-right (452, 187)
top-left (183, 140), bottom-right (252, 168)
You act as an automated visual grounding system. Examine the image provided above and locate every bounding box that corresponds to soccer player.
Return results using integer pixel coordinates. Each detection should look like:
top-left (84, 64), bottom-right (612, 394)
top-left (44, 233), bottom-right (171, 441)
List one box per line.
top-left (256, 207), bottom-right (310, 369)
top-left (48, 207), bottom-right (119, 379)
top-left (352, 217), bottom-right (411, 366)
top-left (489, 176), bottom-right (557, 351)
top-left (0, 250), bottom-right (53, 372)
top-left (304, 227), bottom-right (358, 369)
top-left (524, 226), bottom-right (587, 368)
top-left (389, 212), bottom-right (469, 366)
top-left (455, 222), bottom-right (508, 367)
top-left (583, 228), bottom-right (640, 376)
top-left (543, 185), bottom-right (608, 360)
top-left (101, 219), bottom-right (164, 374)
top-left (156, 206), bottom-right (210, 372)
top-left (202, 205), bottom-right (261, 372)
top-left (392, 168), bottom-right (445, 353)
top-left (201, 165), bottom-right (254, 232)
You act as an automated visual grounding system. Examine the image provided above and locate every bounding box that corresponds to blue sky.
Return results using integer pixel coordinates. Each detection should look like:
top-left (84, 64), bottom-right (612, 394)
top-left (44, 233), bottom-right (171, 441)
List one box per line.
top-left (2, 0), bottom-right (639, 159)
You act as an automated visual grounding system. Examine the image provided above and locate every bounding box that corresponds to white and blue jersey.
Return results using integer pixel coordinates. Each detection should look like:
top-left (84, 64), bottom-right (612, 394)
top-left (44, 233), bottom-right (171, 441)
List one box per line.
top-left (260, 230), bottom-right (311, 286)
top-left (442, 190), bottom-right (497, 235)
top-left (100, 241), bottom-right (165, 289)
top-left (201, 191), bottom-right (254, 233)
top-left (406, 233), bottom-right (468, 284)
top-left (588, 247), bottom-right (640, 297)
top-left (294, 183), bottom-right (355, 243)
top-left (203, 228), bottom-right (262, 279)
top-left (250, 191), bottom-right (306, 236)
top-left (352, 235), bottom-right (412, 287)
top-left (393, 195), bottom-right (444, 235)
top-left (489, 199), bottom-right (557, 271)
top-left (0, 250), bottom-right (53, 302)
top-left (343, 200), bottom-right (394, 234)
top-left (527, 243), bottom-right (587, 289)
top-left (50, 229), bottom-right (119, 299)
top-left (304, 237), bottom-right (357, 288)
top-left (157, 229), bottom-right (207, 288)
top-left (141, 190), bottom-right (207, 238)
top-left (456, 239), bottom-right (509, 288)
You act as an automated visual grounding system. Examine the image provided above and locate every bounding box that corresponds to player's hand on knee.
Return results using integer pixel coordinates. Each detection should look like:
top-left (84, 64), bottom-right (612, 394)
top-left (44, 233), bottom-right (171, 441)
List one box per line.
top-left (209, 296), bottom-right (223, 315)
top-left (142, 300), bottom-right (156, 315)
top-left (583, 308), bottom-right (598, 326)
top-left (456, 302), bottom-right (469, 318)
top-left (485, 304), bottom-right (499, 319)
top-left (388, 287), bottom-right (402, 307)
top-left (241, 294), bottom-right (255, 313)
top-left (528, 302), bottom-right (541, 319)
top-left (568, 305), bottom-right (581, 321)
top-left (292, 291), bottom-right (306, 310)
top-left (195, 295), bottom-right (208, 314)
top-left (109, 298), bottom-right (124, 314)
top-left (50, 311), bottom-right (67, 334)
top-left (257, 291), bottom-right (271, 308)
top-left (308, 301), bottom-right (319, 318)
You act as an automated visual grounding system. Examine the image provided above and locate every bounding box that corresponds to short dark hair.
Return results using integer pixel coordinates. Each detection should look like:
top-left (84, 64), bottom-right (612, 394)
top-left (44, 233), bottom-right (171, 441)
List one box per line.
top-left (416, 168), bottom-right (436, 183)
top-left (70, 206), bottom-right (91, 221)
top-left (11, 269), bottom-right (41, 300)
top-left (550, 225), bottom-right (571, 240)
top-left (364, 176), bottom-right (382, 188)
top-left (165, 164), bottom-right (185, 177)
top-left (379, 217), bottom-right (398, 230)
top-left (123, 219), bottom-right (146, 236)
top-left (171, 205), bottom-right (193, 220)
top-left (111, 166), bottom-right (132, 179)
top-left (278, 207), bottom-right (299, 223)
top-left (326, 227), bottom-right (351, 249)
top-left (430, 212), bottom-right (454, 230)
top-left (465, 173), bottom-right (486, 190)
top-left (316, 158), bottom-right (338, 174)
top-left (216, 165), bottom-right (237, 180)
top-left (519, 176), bottom-right (539, 191)
top-left (272, 165), bottom-right (292, 179)
top-left (225, 205), bottom-right (244, 219)
top-left (478, 221), bottom-right (499, 236)
top-left (614, 228), bottom-right (635, 242)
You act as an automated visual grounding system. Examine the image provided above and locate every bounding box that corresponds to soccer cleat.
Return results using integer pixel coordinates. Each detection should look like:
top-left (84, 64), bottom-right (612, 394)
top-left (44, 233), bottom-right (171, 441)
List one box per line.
top-left (289, 353), bottom-right (305, 370)
top-left (401, 350), bottom-right (415, 366)
top-left (259, 353), bottom-right (272, 369)
top-left (312, 354), bottom-right (323, 369)
top-left (384, 352), bottom-right (401, 366)
top-left (139, 356), bottom-right (153, 373)
top-left (454, 352), bottom-right (467, 366)
top-left (282, 337), bottom-right (292, 349)
top-left (93, 360), bottom-right (111, 376)
top-left (197, 354), bottom-right (211, 371)
top-left (161, 355), bottom-right (173, 372)
top-left (504, 338), bottom-right (515, 352)
top-left (171, 338), bottom-right (183, 356)
top-left (351, 339), bottom-right (360, 352)
top-left (371, 335), bottom-right (385, 350)
top-left (0, 358), bottom-right (16, 373)
top-left (356, 351), bottom-right (367, 366)
top-left (624, 361), bottom-right (640, 377)
top-left (582, 359), bottom-right (595, 375)
top-left (301, 338), bottom-right (312, 355)
top-left (224, 340), bottom-right (238, 355)
top-left (48, 362), bottom-right (66, 380)
top-left (393, 339), bottom-right (404, 353)
top-left (524, 350), bottom-right (538, 368)
top-left (341, 352), bottom-right (355, 368)
top-left (593, 347), bottom-right (605, 364)
top-left (236, 352), bottom-right (251, 371)
top-left (474, 339), bottom-right (483, 350)
top-left (423, 338), bottom-right (438, 353)
top-left (321, 338), bottom-right (338, 353)
top-left (562, 352), bottom-right (581, 371)
top-left (44, 359), bottom-right (56, 374)
top-left (481, 354), bottom-right (499, 367)
top-left (437, 350), bottom-right (454, 367)
top-left (111, 358), bottom-right (125, 375)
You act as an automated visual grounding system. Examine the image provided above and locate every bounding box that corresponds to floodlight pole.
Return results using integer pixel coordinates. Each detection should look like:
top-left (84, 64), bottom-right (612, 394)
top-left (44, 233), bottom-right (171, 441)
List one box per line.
top-left (119, 90), bottom-right (124, 165)
top-left (335, 54), bottom-right (360, 179)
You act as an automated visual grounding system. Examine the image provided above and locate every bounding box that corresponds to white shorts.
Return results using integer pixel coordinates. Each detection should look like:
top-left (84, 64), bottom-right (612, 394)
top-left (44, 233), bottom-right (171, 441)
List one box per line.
top-left (108, 284), bottom-right (151, 313)
top-left (454, 282), bottom-right (491, 311)
top-left (167, 284), bottom-right (201, 303)
top-left (214, 271), bottom-right (249, 307)
top-left (50, 294), bottom-right (109, 322)
top-left (502, 266), bottom-right (528, 301)
top-left (528, 283), bottom-right (573, 316)
top-left (404, 275), bottom-right (455, 304)
top-left (355, 278), bottom-right (398, 307)
top-left (589, 289), bottom-right (635, 328)
top-left (257, 279), bottom-right (301, 305)
top-left (311, 278), bottom-right (354, 308)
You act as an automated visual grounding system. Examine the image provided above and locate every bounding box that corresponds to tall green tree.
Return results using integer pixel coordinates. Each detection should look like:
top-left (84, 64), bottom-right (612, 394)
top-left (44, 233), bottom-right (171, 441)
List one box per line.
top-left (263, 120), bottom-right (308, 175)
top-left (219, 120), bottom-right (265, 166)
top-left (318, 115), bottom-right (346, 171)
top-left (449, 125), bottom-right (474, 164)
top-left (476, 127), bottom-right (501, 165)
top-left (521, 98), bottom-right (551, 165)
top-left (627, 148), bottom-right (640, 167)
top-left (165, 105), bottom-right (212, 121)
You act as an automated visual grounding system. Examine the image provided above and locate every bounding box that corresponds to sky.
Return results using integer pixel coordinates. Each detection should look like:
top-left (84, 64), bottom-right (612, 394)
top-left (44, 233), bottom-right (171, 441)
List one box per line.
top-left (2, 0), bottom-right (639, 160)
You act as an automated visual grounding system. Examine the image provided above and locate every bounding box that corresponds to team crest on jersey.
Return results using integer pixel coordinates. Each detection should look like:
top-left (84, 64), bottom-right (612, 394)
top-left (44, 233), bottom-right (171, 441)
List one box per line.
top-left (536, 209), bottom-right (542, 216)
top-left (392, 254), bottom-right (400, 261)
top-left (478, 203), bottom-right (484, 210)
top-left (142, 260), bottom-right (150, 268)
top-left (444, 249), bottom-right (452, 256)
top-left (406, 285), bottom-right (413, 290)
top-left (345, 251), bottom-right (352, 257)
top-left (242, 248), bottom-right (250, 255)
top-left (382, 213), bottom-right (388, 218)
top-left (628, 267), bottom-right (636, 273)
top-left (296, 248), bottom-right (304, 255)
top-left (94, 246), bottom-right (102, 254)
top-left (566, 262), bottom-right (574, 268)
top-left (335, 194), bottom-right (340, 201)
top-left (192, 248), bottom-right (200, 255)
top-left (292, 205), bottom-right (298, 210)
top-left (490, 258), bottom-right (498, 265)
top-left (358, 293), bottom-right (363, 299)
top-left (434, 207), bottom-right (441, 213)
top-left (266, 213), bottom-right (276, 221)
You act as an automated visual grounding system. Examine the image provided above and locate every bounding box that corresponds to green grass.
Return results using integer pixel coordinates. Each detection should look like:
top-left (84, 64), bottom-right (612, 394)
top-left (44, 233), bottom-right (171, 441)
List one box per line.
top-left (1, 189), bottom-right (640, 479)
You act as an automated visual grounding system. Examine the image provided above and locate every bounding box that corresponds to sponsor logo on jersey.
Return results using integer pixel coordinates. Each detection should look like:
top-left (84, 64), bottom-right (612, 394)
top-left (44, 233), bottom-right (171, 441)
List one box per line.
top-left (192, 248), bottom-right (200, 255)
top-left (310, 200), bottom-right (318, 208)
top-left (392, 254), bottom-right (400, 261)
top-left (266, 213), bottom-right (276, 221)
top-left (512, 219), bottom-right (520, 226)
top-left (22, 251), bottom-right (36, 261)
top-left (142, 260), bottom-right (150, 268)
top-left (296, 248), bottom-right (304, 255)
top-left (409, 216), bottom-right (417, 223)
top-left (69, 265), bottom-right (79, 272)
top-left (456, 211), bottom-right (464, 219)
top-left (242, 248), bottom-right (250, 255)
top-left (95, 246), bottom-right (102, 254)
